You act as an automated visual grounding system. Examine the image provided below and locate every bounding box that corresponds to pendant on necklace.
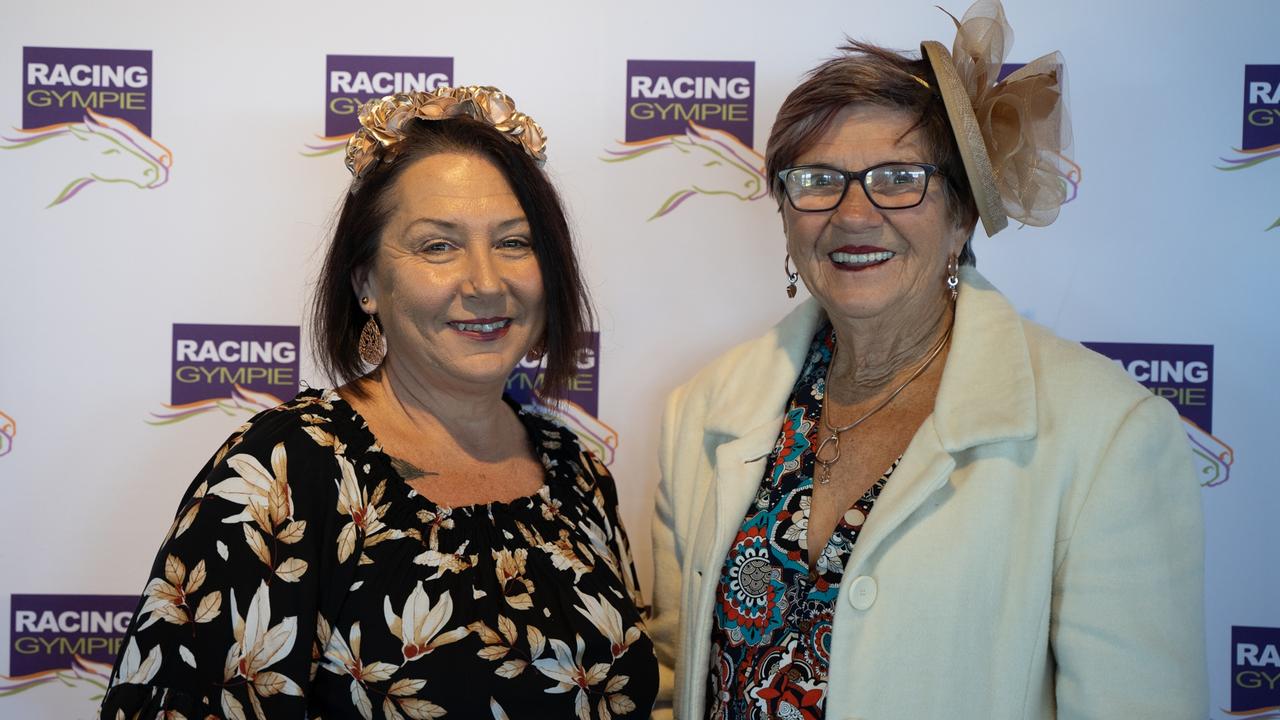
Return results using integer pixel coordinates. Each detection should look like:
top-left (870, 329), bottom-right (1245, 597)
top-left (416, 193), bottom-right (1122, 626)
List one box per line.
top-left (814, 432), bottom-right (842, 485)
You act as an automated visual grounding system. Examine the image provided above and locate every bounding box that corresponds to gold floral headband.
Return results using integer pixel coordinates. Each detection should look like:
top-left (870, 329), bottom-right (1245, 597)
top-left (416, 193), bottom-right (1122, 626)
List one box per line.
top-left (344, 85), bottom-right (548, 184)
top-left (921, 0), bottom-right (1073, 236)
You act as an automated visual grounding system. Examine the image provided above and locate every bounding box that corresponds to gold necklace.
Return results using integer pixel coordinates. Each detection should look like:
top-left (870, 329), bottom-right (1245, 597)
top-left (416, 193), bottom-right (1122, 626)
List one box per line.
top-left (814, 324), bottom-right (952, 485)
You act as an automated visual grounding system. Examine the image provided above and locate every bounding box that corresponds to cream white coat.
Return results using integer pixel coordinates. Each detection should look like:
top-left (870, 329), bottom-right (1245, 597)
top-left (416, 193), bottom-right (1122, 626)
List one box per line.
top-left (650, 269), bottom-right (1207, 720)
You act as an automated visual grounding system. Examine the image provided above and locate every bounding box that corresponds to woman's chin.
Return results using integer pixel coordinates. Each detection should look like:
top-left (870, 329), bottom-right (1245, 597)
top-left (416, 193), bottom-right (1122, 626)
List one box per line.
top-left (812, 291), bottom-right (900, 322)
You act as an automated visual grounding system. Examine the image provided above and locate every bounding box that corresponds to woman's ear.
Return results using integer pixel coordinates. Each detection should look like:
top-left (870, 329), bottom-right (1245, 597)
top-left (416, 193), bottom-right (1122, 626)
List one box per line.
top-left (950, 220), bottom-right (974, 259)
top-left (351, 264), bottom-right (377, 314)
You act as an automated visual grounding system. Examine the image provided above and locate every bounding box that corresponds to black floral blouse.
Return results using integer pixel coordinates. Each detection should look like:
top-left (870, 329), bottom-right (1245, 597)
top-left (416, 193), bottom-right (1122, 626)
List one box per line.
top-left (99, 389), bottom-right (656, 720)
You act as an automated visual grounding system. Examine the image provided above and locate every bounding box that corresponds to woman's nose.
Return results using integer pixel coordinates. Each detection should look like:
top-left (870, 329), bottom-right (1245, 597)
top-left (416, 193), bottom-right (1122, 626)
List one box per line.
top-left (463, 250), bottom-right (503, 296)
top-left (830, 183), bottom-right (884, 230)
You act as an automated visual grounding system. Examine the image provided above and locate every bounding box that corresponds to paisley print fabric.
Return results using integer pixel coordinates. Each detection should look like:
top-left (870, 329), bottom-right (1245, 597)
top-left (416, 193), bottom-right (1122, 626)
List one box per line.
top-left (99, 388), bottom-right (656, 720)
top-left (707, 325), bottom-right (896, 720)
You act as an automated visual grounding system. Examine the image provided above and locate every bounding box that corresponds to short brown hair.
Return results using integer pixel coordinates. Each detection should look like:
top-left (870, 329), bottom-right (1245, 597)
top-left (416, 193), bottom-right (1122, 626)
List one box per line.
top-left (765, 40), bottom-right (979, 265)
top-left (311, 118), bottom-right (594, 398)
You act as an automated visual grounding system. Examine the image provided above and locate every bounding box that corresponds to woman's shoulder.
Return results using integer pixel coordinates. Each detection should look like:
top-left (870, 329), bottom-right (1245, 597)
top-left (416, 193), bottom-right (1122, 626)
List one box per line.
top-left (961, 269), bottom-right (1153, 416)
top-left (518, 404), bottom-right (608, 470)
top-left (1018, 318), bottom-right (1153, 412)
top-left (209, 388), bottom-right (358, 452)
top-left (191, 388), bottom-right (373, 501)
top-left (516, 403), bottom-right (621, 503)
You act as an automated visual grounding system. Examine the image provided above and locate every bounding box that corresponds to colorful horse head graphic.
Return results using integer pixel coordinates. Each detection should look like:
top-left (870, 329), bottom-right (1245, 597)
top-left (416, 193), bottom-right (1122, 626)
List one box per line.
top-left (525, 396), bottom-right (620, 466)
top-left (0, 411), bottom-right (13, 457)
top-left (1057, 152), bottom-right (1083, 205)
top-left (603, 120), bottom-right (768, 219)
top-left (301, 133), bottom-right (350, 158)
top-left (1182, 418), bottom-right (1235, 488)
top-left (1218, 143), bottom-right (1280, 230)
top-left (147, 384), bottom-right (283, 426)
top-left (0, 654), bottom-right (112, 712)
top-left (0, 108), bottom-right (172, 207)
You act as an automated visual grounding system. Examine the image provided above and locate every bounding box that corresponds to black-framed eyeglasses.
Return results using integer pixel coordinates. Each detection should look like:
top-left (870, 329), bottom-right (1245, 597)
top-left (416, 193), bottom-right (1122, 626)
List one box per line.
top-left (777, 162), bottom-right (942, 212)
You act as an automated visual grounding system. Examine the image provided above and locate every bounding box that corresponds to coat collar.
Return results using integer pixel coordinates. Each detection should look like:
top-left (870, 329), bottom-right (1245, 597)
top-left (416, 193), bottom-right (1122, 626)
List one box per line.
top-left (702, 299), bottom-right (824, 439)
top-left (702, 266), bottom-right (1038, 451)
top-left (935, 266), bottom-right (1038, 449)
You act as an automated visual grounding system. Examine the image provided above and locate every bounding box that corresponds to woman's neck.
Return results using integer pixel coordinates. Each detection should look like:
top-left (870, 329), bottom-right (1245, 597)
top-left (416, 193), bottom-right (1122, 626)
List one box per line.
top-left (826, 295), bottom-right (954, 404)
top-left (349, 362), bottom-right (514, 459)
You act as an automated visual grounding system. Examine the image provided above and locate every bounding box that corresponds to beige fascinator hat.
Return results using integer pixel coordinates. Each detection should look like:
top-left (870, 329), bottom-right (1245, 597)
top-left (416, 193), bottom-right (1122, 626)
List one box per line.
top-left (921, 0), bottom-right (1074, 237)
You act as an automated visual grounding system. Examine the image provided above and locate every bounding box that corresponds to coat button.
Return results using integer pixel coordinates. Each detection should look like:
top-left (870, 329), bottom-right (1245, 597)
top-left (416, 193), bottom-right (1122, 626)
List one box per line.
top-left (847, 575), bottom-right (877, 610)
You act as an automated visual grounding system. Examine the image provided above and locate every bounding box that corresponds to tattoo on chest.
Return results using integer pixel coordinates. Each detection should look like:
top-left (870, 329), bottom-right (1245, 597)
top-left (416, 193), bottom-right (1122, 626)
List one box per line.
top-left (390, 456), bottom-right (437, 481)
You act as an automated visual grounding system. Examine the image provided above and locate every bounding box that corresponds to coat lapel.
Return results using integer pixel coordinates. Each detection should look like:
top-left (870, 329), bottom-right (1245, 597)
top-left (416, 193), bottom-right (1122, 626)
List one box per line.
top-left (686, 297), bottom-right (824, 604)
top-left (847, 267), bottom-right (1040, 570)
top-left (691, 420), bottom-right (784, 575)
top-left (693, 299), bottom-right (826, 573)
top-left (679, 301), bottom-right (826, 720)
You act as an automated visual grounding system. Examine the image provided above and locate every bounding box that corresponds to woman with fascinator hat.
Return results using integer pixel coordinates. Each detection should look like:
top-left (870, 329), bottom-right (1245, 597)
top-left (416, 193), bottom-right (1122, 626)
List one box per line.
top-left (99, 87), bottom-right (657, 718)
top-left (650, 2), bottom-right (1206, 718)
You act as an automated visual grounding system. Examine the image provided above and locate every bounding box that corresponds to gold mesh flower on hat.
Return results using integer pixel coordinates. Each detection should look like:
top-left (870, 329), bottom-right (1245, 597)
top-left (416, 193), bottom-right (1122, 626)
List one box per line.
top-left (923, 0), bottom-right (1074, 235)
top-left (343, 86), bottom-right (548, 186)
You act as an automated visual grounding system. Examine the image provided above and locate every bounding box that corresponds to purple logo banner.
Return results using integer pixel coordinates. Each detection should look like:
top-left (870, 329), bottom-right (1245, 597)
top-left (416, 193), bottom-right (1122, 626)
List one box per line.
top-left (1232, 626), bottom-right (1280, 712)
top-left (626, 60), bottom-right (754, 146)
top-left (23, 47), bottom-right (152, 134)
top-left (10, 594), bottom-right (137, 675)
top-left (1244, 65), bottom-right (1280, 151)
top-left (1081, 342), bottom-right (1213, 431)
top-left (506, 331), bottom-right (599, 416)
top-left (325, 55), bottom-right (453, 136)
top-left (171, 324), bottom-right (300, 405)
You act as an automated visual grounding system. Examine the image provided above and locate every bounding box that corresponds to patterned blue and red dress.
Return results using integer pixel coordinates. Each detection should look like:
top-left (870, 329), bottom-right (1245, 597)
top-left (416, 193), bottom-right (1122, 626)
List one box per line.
top-left (706, 324), bottom-right (897, 720)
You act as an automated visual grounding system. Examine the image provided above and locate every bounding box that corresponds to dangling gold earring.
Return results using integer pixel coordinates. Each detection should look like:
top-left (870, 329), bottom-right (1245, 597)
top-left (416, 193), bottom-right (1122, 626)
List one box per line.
top-left (946, 255), bottom-right (959, 302)
top-left (358, 297), bottom-right (385, 365)
top-left (784, 254), bottom-right (799, 298)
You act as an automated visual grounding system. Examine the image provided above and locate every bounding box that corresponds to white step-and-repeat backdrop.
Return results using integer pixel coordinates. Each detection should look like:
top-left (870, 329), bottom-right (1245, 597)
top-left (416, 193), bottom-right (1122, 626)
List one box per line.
top-left (2, 1), bottom-right (1276, 716)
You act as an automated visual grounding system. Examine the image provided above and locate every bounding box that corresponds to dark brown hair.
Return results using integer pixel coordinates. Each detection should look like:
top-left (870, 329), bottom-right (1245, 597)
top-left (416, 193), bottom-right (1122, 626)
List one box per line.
top-left (311, 117), bottom-right (594, 399)
top-left (765, 40), bottom-right (979, 265)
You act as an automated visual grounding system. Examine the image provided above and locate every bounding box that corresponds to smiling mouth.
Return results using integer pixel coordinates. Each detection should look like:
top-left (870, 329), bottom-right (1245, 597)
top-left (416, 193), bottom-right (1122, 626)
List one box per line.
top-left (449, 318), bottom-right (511, 334)
top-left (830, 249), bottom-right (895, 269)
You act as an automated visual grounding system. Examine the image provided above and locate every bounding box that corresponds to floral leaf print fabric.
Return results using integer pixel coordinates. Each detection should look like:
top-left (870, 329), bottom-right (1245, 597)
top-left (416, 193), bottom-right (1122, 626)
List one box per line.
top-left (100, 389), bottom-right (656, 719)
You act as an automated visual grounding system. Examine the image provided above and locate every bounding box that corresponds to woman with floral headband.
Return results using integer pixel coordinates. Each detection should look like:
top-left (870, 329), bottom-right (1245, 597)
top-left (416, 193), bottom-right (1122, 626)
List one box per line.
top-left (99, 86), bottom-right (657, 719)
top-left (650, 2), bottom-right (1206, 719)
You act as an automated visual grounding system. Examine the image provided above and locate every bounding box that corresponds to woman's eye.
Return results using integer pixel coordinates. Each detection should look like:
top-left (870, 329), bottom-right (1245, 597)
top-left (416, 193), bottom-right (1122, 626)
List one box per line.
top-left (422, 240), bottom-right (454, 253)
top-left (499, 236), bottom-right (532, 249)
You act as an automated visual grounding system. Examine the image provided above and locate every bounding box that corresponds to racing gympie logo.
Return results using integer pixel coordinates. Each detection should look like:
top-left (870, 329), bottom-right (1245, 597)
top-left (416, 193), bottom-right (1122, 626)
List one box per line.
top-left (1229, 626), bottom-right (1280, 719)
top-left (1218, 65), bottom-right (1280, 231)
top-left (301, 54), bottom-right (453, 158)
top-left (0, 594), bottom-right (135, 709)
top-left (505, 332), bottom-right (619, 464)
top-left (1082, 342), bottom-right (1234, 487)
top-left (0, 411), bottom-right (14, 457)
top-left (149, 324), bottom-right (300, 425)
top-left (1, 47), bottom-right (171, 207)
top-left (603, 60), bottom-right (767, 220)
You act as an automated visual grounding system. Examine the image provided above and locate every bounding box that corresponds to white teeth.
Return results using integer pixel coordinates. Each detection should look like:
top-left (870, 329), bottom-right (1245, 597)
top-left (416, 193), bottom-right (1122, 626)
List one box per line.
top-left (454, 319), bottom-right (509, 333)
top-left (831, 250), bottom-right (894, 265)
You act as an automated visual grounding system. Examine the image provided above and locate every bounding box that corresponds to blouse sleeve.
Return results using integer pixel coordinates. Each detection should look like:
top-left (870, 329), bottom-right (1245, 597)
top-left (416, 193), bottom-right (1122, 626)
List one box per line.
top-left (99, 407), bottom-right (362, 719)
